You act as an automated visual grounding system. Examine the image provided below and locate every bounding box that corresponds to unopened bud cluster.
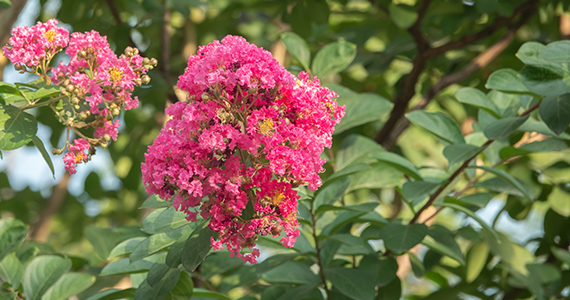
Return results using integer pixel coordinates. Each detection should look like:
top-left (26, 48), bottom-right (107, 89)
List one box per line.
top-left (3, 19), bottom-right (157, 174)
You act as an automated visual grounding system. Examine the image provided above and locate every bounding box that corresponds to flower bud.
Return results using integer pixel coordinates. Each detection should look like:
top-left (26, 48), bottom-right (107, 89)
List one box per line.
top-left (141, 75), bottom-right (151, 85)
top-left (112, 108), bottom-right (120, 116)
top-left (132, 48), bottom-right (139, 56)
top-left (201, 93), bottom-right (210, 101)
top-left (150, 58), bottom-right (158, 67)
top-left (125, 46), bottom-right (133, 56)
top-left (63, 79), bottom-right (70, 86)
top-left (103, 134), bottom-right (111, 142)
top-left (51, 148), bottom-right (61, 155)
top-left (135, 78), bottom-right (142, 86)
top-left (66, 85), bottom-right (74, 92)
top-left (142, 57), bottom-right (150, 65)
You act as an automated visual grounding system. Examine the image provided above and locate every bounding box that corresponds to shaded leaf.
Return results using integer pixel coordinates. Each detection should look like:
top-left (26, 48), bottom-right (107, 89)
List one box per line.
top-left (281, 32), bottom-right (310, 70)
top-left (42, 272), bottom-right (95, 300)
top-left (0, 105), bottom-right (37, 150)
top-left (539, 93), bottom-right (570, 135)
top-left (370, 151), bottom-right (422, 180)
top-left (23, 256), bottom-right (71, 300)
top-left (312, 41), bottom-right (356, 78)
top-left (406, 111), bottom-right (465, 144)
top-left (377, 223), bottom-right (428, 255)
top-left (32, 136), bottom-right (55, 178)
top-left (324, 267), bottom-right (375, 300)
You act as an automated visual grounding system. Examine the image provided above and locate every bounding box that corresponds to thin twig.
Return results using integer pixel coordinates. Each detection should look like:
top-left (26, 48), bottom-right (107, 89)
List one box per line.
top-left (310, 201), bottom-right (331, 299)
top-left (409, 102), bottom-right (540, 225)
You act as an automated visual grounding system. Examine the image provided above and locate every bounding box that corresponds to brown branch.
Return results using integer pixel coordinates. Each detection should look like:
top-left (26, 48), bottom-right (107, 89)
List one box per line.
top-left (423, 0), bottom-right (538, 58)
top-left (29, 172), bottom-right (70, 242)
top-left (381, 4), bottom-right (536, 149)
top-left (561, 13), bottom-right (570, 40)
top-left (104, 0), bottom-right (146, 57)
top-left (375, 0), bottom-right (537, 148)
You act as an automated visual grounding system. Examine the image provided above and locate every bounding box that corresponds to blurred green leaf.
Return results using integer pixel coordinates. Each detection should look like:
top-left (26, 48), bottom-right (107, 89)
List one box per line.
top-left (483, 115), bottom-right (529, 140)
top-left (539, 93), bottom-right (570, 135)
top-left (130, 224), bottom-right (193, 262)
top-left (108, 237), bottom-right (145, 259)
top-left (85, 288), bottom-right (136, 300)
top-left (32, 136), bottom-right (55, 178)
top-left (406, 111), bottom-right (465, 144)
top-left (409, 252), bottom-right (425, 277)
top-left (312, 41), bottom-right (356, 78)
top-left (281, 32), bottom-right (310, 71)
top-left (388, 4), bottom-right (418, 29)
top-left (0, 253), bottom-right (23, 289)
top-left (182, 220), bottom-right (216, 272)
top-left (133, 268), bottom-right (180, 300)
top-left (443, 144), bottom-right (482, 166)
top-left (370, 151), bottom-right (422, 180)
top-left (324, 267), bottom-right (375, 300)
top-left (455, 87), bottom-right (500, 118)
top-left (542, 40), bottom-right (570, 63)
top-left (465, 241), bottom-right (489, 283)
top-left (485, 69), bottom-right (531, 95)
top-left (0, 219), bottom-right (27, 262)
top-left (42, 272), bottom-right (95, 300)
top-left (141, 206), bottom-right (190, 234)
top-left (23, 256), bottom-right (71, 300)
top-left (0, 105), bottom-right (37, 150)
top-left (377, 223), bottom-right (428, 255)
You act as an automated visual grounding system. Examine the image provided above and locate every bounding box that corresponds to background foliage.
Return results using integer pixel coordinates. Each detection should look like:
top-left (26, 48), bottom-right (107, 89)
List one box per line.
top-left (2, 0), bottom-right (570, 299)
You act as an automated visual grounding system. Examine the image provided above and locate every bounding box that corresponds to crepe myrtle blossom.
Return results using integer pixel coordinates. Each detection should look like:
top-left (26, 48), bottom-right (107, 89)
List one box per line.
top-left (142, 35), bottom-right (344, 263)
top-left (2, 19), bottom-right (157, 174)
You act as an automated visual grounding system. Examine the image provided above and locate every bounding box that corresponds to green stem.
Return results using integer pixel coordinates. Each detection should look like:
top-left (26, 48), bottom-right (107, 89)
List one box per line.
top-left (310, 200), bottom-right (331, 300)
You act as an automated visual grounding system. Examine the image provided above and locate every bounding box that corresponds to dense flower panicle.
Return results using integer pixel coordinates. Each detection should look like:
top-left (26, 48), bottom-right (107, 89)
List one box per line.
top-left (3, 19), bottom-right (69, 68)
top-left (142, 35), bottom-right (345, 263)
top-left (2, 19), bottom-right (156, 175)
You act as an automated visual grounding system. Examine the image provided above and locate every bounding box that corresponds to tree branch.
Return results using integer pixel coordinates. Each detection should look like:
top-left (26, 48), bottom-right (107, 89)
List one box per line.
top-left (30, 172), bottom-right (70, 242)
top-left (423, 0), bottom-right (538, 58)
top-left (375, 0), bottom-right (537, 148)
top-left (381, 3), bottom-right (536, 149)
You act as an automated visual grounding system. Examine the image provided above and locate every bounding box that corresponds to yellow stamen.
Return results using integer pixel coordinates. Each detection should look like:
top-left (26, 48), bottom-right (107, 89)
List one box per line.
top-left (75, 153), bottom-right (84, 164)
top-left (109, 68), bottom-right (123, 82)
top-left (258, 119), bottom-right (274, 136)
top-left (44, 30), bottom-right (56, 42)
top-left (271, 190), bottom-right (285, 206)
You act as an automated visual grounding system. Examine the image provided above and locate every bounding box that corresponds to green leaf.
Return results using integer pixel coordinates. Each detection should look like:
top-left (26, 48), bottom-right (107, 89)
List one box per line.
top-left (465, 241), bottom-right (489, 283)
top-left (409, 253), bottom-right (425, 277)
top-left (133, 268), bottom-right (180, 300)
top-left (445, 193), bottom-right (492, 209)
top-left (406, 111), bottom-right (465, 144)
top-left (23, 256), bottom-right (71, 300)
top-left (323, 267), bottom-right (376, 300)
top-left (0, 292), bottom-right (17, 300)
top-left (542, 40), bottom-right (570, 63)
top-left (539, 93), bottom-right (570, 135)
top-left (141, 206), bottom-right (189, 234)
top-left (485, 69), bottom-right (531, 95)
top-left (325, 163), bottom-right (370, 183)
top-left (108, 237), bottom-right (145, 259)
top-left (0, 219), bottom-right (28, 261)
top-left (400, 181), bottom-right (439, 205)
top-left (281, 32), bottom-right (310, 71)
top-left (146, 263), bottom-right (170, 288)
top-left (334, 93), bottom-right (393, 135)
top-left (182, 220), bottom-right (216, 272)
top-left (475, 166), bottom-right (534, 200)
top-left (0, 253), bottom-right (23, 289)
top-left (443, 144), bottom-right (482, 166)
top-left (101, 253), bottom-right (165, 276)
top-left (347, 162), bottom-right (403, 192)
top-left (375, 277), bottom-right (401, 300)
top-left (262, 261), bottom-right (319, 284)
top-left (0, 83), bottom-right (21, 98)
top-left (85, 289), bottom-right (136, 300)
top-left (435, 203), bottom-right (499, 241)
top-left (0, 0), bottom-right (10, 9)
top-left (84, 225), bottom-right (118, 262)
top-left (519, 64), bottom-right (570, 97)
top-left (130, 225), bottom-right (194, 262)
top-left (140, 195), bottom-right (170, 209)
top-left (519, 139), bottom-right (568, 152)
top-left (424, 225), bottom-right (465, 265)
top-left (32, 86), bottom-right (61, 101)
top-left (0, 105), bottom-right (38, 150)
top-left (552, 247), bottom-right (570, 265)
top-left (526, 263), bottom-right (561, 284)
top-left (455, 87), bottom-right (500, 118)
top-left (370, 152), bottom-right (422, 180)
top-left (192, 288), bottom-right (230, 300)
top-left (32, 136), bottom-right (55, 178)
top-left (42, 272), bottom-right (95, 300)
top-left (312, 41), bottom-right (356, 79)
top-left (517, 42), bottom-right (547, 65)
top-left (358, 255), bottom-right (398, 286)
top-left (388, 4), bottom-right (418, 29)
top-left (483, 115), bottom-right (530, 140)
top-left (336, 134), bottom-right (383, 170)
top-left (313, 176), bottom-right (352, 212)
top-left (169, 271), bottom-right (193, 299)
top-left (377, 223), bottom-right (428, 255)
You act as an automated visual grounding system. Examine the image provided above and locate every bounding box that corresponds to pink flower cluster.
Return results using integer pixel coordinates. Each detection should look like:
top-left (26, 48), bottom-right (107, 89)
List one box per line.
top-left (2, 19), bottom-right (156, 175)
top-left (142, 35), bottom-right (344, 263)
top-left (3, 19), bottom-right (69, 68)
